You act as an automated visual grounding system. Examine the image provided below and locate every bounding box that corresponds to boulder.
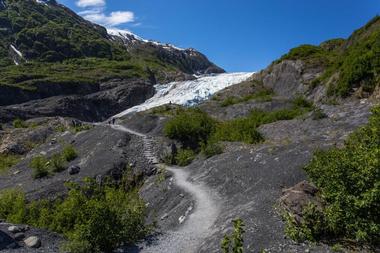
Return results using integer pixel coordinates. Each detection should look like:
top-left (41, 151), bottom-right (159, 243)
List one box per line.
top-left (279, 180), bottom-right (321, 223)
top-left (7, 226), bottom-right (21, 233)
top-left (68, 165), bottom-right (80, 175)
top-left (24, 236), bottom-right (41, 248)
top-left (14, 232), bottom-right (25, 241)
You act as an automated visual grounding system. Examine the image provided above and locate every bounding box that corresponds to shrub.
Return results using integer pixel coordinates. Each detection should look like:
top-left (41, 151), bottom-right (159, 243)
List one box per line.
top-left (0, 179), bottom-right (147, 253)
top-left (0, 154), bottom-right (20, 173)
top-left (220, 89), bottom-right (273, 107)
top-left (62, 145), bottom-right (78, 162)
top-left (213, 117), bottom-right (264, 144)
top-left (0, 189), bottom-right (27, 224)
top-left (175, 149), bottom-right (196, 166)
top-left (13, 118), bottom-right (28, 128)
top-left (292, 96), bottom-right (314, 109)
top-left (213, 107), bottom-right (308, 144)
top-left (201, 141), bottom-right (224, 158)
top-left (164, 108), bottom-right (216, 149)
top-left (30, 156), bottom-right (49, 179)
top-left (221, 97), bottom-right (239, 107)
top-left (221, 218), bottom-right (246, 253)
top-left (50, 154), bottom-right (66, 173)
top-left (72, 124), bottom-right (92, 133)
top-left (288, 106), bottom-right (380, 245)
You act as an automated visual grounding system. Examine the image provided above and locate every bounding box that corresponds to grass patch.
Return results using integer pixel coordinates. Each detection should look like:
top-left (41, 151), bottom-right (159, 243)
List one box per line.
top-left (220, 89), bottom-right (273, 107)
top-left (71, 124), bottom-right (92, 133)
top-left (62, 145), bottom-right (78, 162)
top-left (30, 145), bottom-right (79, 179)
top-left (50, 154), bottom-right (66, 173)
top-left (214, 98), bottom-right (313, 144)
top-left (0, 154), bottom-right (20, 174)
top-left (284, 106), bottom-right (380, 246)
top-left (30, 156), bottom-right (50, 179)
top-left (13, 118), bottom-right (28, 129)
top-left (175, 149), bottom-right (196, 166)
top-left (164, 97), bottom-right (313, 164)
top-left (164, 108), bottom-right (216, 149)
top-left (201, 141), bottom-right (224, 158)
top-left (0, 177), bottom-right (147, 253)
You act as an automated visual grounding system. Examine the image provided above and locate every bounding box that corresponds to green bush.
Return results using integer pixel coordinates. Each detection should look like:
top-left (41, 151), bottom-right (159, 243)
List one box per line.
top-left (275, 44), bottom-right (336, 67)
top-left (213, 117), bottom-right (264, 144)
top-left (220, 89), bottom-right (273, 107)
top-left (62, 145), bottom-right (78, 162)
top-left (72, 124), bottom-right (92, 133)
top-left (50, 154), bottom-right (66, 173)
top-left (164, 108), bottom-right (216, 149)
top-left (0, 154), bottom-right (20, 173)
top-left (30, 156), bottom-right (49, 179)
top-left (292, 96), bottom-right (314, 109)
top-left (221, 218), bottom-right (246, 253)
top-left (221, 97), bottom-right (239, 107)
top-left (201, 141), bottom-right (224, 158)
top-left (213, 106), bottom-right (309, 144)
top-left (0, 189), bottom-right (27, 224)
top-left (288, 106), bottom-right (380, 245)
top-left (175, 149), bottom-right (196, 167)
top-left (13, 118), bottom-right (28, 128)
top-left (0, 179), bottom-right (147, 253)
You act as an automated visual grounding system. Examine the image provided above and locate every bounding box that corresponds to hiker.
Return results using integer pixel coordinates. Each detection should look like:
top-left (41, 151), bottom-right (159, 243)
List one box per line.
top-left (112, 118), bottom-right (116, 124)
top-left (170, 142), bottom-right (177, 164)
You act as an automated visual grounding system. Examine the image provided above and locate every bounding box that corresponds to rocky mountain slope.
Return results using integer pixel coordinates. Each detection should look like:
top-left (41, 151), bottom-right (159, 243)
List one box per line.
top-left (0, 8), bottom-right (379, 253)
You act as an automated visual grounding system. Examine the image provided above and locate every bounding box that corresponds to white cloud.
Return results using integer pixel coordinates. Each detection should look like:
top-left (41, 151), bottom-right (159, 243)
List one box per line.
top-left (83, 11), bottom-right (135, 27)
top-left (76, 0), bottom-right (136, 28)
top-left (76, 0), bottom-right (105, 8)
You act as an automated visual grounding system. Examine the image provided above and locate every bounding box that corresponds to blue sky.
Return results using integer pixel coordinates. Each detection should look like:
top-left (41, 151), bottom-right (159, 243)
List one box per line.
top-left (59, 0), bottom-right (380, 72)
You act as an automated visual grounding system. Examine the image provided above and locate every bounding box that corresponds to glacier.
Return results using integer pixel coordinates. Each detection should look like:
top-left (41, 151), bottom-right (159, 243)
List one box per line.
top-left (114, 72), bottom-right (254, 118)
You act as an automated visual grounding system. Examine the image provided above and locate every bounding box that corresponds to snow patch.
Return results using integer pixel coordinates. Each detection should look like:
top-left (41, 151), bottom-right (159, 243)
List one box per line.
top-left (35, 0), bottom-right (49, 5)
top-left (107, 28), bottom-right (147, 43)
top-left (114, 72), bottom-right (254, 118)
top-left (107, 28), bottom-right (185, 51)
top-left (10, 45), bottom-right (23, 58)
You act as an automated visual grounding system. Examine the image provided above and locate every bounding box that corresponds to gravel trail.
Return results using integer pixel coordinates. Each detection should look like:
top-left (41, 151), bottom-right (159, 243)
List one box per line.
top-left (110, 124), bottom-right (220, 253)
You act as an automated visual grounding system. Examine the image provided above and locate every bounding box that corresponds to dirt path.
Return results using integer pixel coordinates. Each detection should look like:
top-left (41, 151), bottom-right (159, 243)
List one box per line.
top-left (110, 124), bottom-right (220, 253)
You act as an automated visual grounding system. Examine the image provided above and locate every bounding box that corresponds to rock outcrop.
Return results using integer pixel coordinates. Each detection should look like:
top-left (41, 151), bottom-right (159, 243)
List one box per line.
top-left (0, 79), bottom-right (155, 122)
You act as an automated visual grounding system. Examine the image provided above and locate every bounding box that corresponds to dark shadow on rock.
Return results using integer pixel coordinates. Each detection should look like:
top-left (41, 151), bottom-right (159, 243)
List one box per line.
top-left (0, 230), bottom-right (19, 250)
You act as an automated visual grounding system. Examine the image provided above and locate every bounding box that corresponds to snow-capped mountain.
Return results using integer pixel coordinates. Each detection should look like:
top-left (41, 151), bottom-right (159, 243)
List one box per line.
top-left (108, 28), bottom-right (225, 75)
top-left (108, 28), bottom-right (185, 51)
top-left (114, 72), bottom-right (254, 118)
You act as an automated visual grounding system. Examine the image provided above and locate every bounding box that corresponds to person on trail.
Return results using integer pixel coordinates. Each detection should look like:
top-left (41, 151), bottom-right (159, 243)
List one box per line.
top-left (171, 142), bottom-right (177, 164)
top-left (112, 118), bottom-right (116, 125)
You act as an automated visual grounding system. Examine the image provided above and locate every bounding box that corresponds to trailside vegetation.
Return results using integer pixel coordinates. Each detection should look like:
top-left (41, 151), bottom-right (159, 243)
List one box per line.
top-left (0, 177), bottom-right (147, 253)
top-left (284, 106), bottom-right (380, 246)
top-left (164, 96), bottom-right (314, 164)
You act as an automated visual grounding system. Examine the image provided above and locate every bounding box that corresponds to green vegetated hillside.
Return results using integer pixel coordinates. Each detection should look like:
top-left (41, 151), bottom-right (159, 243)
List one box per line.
top-left (0, 0), bottom-right (166, 89)
top-left (276, 16), bottom-right (380, 97)
top-left (0, 0), bottom-right (124, 64)
top-left (0, 0), bottom-right (219, 92)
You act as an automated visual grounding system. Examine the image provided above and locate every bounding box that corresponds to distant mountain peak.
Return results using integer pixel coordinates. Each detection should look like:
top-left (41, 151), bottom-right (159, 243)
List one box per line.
top-left (107, 28), bottom-right (185, 51)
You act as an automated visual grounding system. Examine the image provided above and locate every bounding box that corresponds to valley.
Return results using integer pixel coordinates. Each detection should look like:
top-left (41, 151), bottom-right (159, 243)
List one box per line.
top-left (0, 1), bottom-right (379, 252)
